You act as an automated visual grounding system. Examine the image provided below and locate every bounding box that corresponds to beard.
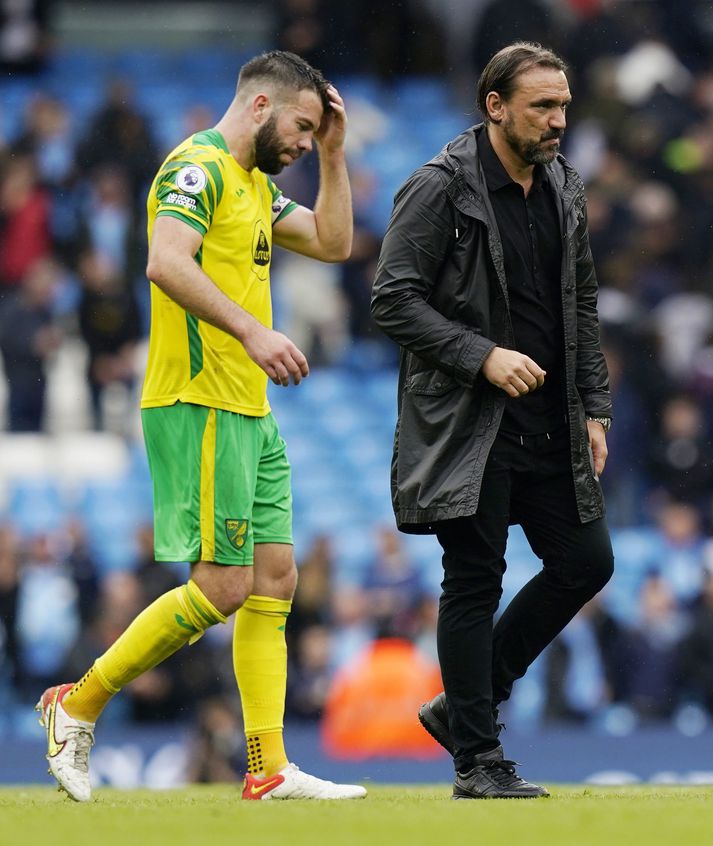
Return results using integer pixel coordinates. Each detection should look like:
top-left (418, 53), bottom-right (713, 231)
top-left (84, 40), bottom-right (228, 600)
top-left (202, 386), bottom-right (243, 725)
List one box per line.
top-left (254, 114), bottom-right (294, 174)
top-left (502, 116), bottom-right (562, 166)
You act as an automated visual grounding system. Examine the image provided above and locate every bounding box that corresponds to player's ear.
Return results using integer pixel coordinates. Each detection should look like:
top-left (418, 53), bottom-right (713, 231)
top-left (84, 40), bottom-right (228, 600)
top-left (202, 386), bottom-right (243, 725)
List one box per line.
top-left (253, 92), bottom-right (271, 124)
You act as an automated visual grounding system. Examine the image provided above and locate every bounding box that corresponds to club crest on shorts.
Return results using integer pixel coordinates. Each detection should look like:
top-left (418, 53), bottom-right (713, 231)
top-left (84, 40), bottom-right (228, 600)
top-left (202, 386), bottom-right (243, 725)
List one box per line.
top-left (225, 519), bottom-right (249, 550)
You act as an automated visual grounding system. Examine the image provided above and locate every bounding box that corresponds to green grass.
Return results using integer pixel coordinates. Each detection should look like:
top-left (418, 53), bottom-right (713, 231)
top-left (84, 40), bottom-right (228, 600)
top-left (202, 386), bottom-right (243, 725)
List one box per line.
top-left (2, 785), bottom-right (713, 846)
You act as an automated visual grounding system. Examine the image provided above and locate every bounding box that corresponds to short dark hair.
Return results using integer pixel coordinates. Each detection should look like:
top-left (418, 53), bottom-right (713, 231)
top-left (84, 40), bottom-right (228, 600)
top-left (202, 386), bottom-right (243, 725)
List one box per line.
top-left (476, 42), bottom-right (568, 122)
top-left (238, 50), bottom-right (330, 113)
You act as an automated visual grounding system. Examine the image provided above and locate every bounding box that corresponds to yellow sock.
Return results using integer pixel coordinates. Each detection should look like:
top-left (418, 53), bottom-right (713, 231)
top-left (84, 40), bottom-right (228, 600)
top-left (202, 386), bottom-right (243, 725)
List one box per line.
top-left (62, 666), bottom-right (113, 722)
top-left (233, 594), bottom-right (291, 776)
top-left (63, 580), bottom-right (226, 723)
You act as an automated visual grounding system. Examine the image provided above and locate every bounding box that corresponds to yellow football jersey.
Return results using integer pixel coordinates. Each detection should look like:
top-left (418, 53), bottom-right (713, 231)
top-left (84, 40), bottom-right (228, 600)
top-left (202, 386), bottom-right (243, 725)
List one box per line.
top-left (141, 129), bottom-right (297, 416)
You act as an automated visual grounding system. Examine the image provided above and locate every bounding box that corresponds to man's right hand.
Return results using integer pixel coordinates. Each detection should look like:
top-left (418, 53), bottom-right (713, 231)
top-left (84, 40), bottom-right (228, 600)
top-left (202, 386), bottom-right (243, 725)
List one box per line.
top-left (241, 322), bottom-right (309, 386)
top-left (482, 347), bottom-right (545, 398)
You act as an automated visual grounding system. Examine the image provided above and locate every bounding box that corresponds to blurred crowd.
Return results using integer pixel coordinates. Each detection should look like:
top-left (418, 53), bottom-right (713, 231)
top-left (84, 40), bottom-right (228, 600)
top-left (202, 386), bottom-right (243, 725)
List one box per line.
top-left (2, 0), bottom-right (713, 775)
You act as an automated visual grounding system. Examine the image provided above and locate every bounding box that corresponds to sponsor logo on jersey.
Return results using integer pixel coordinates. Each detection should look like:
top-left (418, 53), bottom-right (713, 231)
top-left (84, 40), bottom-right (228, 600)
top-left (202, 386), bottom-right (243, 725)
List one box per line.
top-left (175, 165), bottom-right (208, 194)
top-left (165, 192), bottom-right (197, 210)
top-left (251, 220), bottom-right (270, 281)
top-left (225, 519), bottom-right (249, 550)
top-left (254, 230), bottom-right (270, 266)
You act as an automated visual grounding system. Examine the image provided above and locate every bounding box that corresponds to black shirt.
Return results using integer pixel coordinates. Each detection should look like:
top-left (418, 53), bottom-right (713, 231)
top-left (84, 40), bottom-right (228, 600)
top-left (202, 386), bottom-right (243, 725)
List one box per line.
top-left (477, 128), bottom-right (566, 434)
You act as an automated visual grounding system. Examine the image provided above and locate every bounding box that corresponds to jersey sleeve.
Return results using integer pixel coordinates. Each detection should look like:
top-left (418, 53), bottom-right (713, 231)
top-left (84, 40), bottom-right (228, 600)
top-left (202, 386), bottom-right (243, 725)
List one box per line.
top-left (266, 175), bottom-right (298, 226)
top-left (154, 150), bottom-right (224, 235)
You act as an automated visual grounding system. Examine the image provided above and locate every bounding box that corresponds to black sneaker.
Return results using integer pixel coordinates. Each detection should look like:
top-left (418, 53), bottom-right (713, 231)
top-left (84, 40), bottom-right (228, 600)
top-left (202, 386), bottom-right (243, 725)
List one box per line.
top-left (453, 745), bottom-right (549, 799)
top-left (418, 692), bottom-right (453, 755)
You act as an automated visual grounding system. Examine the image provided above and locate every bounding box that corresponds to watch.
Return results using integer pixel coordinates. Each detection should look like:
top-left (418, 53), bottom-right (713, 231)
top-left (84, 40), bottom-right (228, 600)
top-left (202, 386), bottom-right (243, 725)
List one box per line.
top-left (587, 416), bottom-right (612, 433)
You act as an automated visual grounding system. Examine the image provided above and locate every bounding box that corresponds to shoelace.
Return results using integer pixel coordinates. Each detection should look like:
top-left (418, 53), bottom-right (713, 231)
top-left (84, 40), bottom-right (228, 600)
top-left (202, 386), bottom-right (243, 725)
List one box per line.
top-left (66, 726), bottom-right (95, 771)
top-left (483, 758), bottom-right (525, 788)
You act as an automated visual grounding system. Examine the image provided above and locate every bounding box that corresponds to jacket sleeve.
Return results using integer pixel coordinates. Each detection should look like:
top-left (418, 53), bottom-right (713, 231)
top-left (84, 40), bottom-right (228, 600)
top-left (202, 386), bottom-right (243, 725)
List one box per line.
top-left (371, 167), bottom-right (495, 388)
top-left (574, 206), bottom-right (613, 418)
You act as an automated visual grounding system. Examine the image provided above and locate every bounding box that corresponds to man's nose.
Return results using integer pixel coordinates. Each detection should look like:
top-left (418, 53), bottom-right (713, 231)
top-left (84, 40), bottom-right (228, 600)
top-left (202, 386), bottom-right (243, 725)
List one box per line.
top-left (550, 109), bottom-right (566, 130)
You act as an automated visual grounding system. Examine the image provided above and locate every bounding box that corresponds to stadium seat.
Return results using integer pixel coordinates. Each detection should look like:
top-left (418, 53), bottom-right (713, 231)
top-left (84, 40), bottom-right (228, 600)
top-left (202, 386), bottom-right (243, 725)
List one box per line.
top-left (52, 432), bottom-right (130, 485)
top-left (5, 478), bottom-right (70, 537)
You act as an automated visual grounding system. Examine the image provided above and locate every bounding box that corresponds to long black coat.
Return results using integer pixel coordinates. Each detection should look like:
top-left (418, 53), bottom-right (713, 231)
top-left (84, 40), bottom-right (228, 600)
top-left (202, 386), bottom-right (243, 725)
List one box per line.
top-left (371, 125), bottom-right (612, 533)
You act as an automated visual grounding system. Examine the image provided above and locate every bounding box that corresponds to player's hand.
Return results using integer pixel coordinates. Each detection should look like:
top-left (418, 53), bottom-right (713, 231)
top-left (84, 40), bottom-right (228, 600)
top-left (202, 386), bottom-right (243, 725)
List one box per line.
top-left (587, 418), bottom-right (608, 477)
top-left (242, 322), bottom-right (309, 386)
top-left (315, 85), bottom-right (347, 153)
top-left (482, 347), bottom-right (545, 398)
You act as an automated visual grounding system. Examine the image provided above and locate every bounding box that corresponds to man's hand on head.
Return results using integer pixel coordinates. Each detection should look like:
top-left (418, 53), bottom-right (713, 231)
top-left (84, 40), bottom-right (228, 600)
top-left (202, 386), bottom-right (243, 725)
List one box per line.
top-left (315, 85), bottom-right (347, 153)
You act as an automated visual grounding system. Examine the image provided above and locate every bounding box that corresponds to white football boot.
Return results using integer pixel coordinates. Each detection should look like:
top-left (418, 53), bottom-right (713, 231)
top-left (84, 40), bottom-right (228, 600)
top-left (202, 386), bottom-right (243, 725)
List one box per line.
top-left (36, 683), bottom-right (95, 802)
top-left (243, 763), bottom-right (367, 800)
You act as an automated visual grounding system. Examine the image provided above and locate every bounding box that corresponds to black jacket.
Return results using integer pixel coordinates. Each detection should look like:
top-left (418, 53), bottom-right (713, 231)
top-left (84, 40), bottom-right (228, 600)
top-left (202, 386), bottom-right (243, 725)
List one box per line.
top-left (371, 125), bottom-right (612, 533)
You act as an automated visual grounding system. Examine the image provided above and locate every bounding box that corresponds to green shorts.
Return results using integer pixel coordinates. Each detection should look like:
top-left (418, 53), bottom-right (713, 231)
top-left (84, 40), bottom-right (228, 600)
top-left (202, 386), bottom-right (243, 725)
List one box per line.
top-left (141, 402), bottom-right (292, 565)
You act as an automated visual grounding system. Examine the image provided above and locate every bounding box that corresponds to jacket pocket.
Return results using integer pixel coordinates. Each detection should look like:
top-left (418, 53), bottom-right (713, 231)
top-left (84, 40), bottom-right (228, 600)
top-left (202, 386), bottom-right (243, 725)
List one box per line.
top-left (406, 371), bottom-right (460, 396)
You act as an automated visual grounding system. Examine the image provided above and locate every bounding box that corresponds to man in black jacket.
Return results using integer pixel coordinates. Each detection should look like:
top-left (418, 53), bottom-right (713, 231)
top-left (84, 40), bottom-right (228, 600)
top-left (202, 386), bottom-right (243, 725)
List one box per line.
top-left (371, 42), bottom-right (614, 799)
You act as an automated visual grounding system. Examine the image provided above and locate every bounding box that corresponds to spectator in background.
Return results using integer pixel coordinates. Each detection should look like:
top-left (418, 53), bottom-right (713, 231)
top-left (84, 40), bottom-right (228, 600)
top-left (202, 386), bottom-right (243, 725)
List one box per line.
top-left (678, 553), bottom-right (713, 716)
top-left (288, 533), bottom-right (333, 641)
top-left (0, 0), bottom-right (50, 75)
top-left (339, 167), bottom-right (392, 360)
top-left (648, 395), bottom-right (713, 514)
top-left (329, 585), bottom-right (374, 671)
top-left (360, 525), bottom-right (427, 635)
top-left (273, 250), bottom-right (347, 365)
top-left (0, 257), bottom-right (63, 431)
top-left (650, 501), bottom-right (708, 608)
top-left (60, 519), bottom-right (99, 629)
top-left (598, 335), bottom-right (651, 526)
top-left (76, 248), bottom-right (141, 430)
top-left (616, 572), bottom-right (687, 720)
top-left (274, 0), bottom-right (446, 78)
top-left (187, 696), bottom-right (246, 783)
top-left (16, 532), bottom-right (80, 698)
top-left (14, 94), bottom-right (76, 191)
top-left (0, 525), bottom-right (22, 693)
top-left (0, 153), bottom-right (51, 288)
top-left (77, 165), bottom-right (144, 282)
top-left (76, 79), bottom-right (159, 206)
top-left (471, 0), bottom-right (561, 74)
top-left (322, 616), bottom-right (444, 760)
top-left (286, 623), bottom-right (332, 720)
top-left (544, 596), bottom-right (623, 723)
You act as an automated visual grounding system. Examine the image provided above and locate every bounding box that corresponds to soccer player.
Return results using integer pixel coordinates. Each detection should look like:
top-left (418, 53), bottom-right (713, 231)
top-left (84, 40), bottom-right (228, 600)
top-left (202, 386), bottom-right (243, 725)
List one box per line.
top-left (36, 51), bottom-right (366, 802)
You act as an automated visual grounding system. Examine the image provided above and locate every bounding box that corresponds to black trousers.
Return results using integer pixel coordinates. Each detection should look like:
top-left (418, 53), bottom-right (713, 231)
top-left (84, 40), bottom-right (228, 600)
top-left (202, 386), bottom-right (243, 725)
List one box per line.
top-left (434, 428), bottom-right (614, 771)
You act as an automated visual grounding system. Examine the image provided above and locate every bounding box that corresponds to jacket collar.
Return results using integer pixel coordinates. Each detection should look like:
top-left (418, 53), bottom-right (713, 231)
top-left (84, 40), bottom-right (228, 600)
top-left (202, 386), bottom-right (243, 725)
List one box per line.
top-left (437, 123), bottom-right (584, 215)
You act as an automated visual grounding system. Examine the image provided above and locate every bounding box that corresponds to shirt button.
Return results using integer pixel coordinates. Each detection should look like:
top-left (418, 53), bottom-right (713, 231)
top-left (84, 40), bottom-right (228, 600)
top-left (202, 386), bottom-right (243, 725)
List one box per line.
top-left (565, 286), bottom-right (573, 293)
top-left (568, 342), bottom-right (576, 350)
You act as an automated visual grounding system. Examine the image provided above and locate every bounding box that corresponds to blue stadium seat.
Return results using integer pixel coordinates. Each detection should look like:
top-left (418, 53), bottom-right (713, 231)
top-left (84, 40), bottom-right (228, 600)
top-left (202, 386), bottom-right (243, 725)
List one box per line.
top-left (391, 77), bottom-right (450, 112)
top-left (77, 479), bottom-right (152, 572)
top-left (5, 479), bottom-right (70, 537)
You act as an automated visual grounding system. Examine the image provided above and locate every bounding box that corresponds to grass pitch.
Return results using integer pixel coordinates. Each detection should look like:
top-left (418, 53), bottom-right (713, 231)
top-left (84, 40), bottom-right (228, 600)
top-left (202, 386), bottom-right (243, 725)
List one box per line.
top-left (2, 784), bottom-right (712, 846)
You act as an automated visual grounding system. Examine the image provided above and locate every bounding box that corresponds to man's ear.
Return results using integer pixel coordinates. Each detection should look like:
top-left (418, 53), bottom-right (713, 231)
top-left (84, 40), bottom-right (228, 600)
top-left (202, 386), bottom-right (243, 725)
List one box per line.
top-left (252, 92), bottom-right (271, 124)
top-left (485, 91), bottom-right (504, 125)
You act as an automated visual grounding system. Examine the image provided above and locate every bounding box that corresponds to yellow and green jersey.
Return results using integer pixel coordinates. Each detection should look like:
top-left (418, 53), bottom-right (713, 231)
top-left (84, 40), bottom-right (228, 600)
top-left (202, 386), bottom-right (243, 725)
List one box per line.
top-left (141, 128), bottom-right (297, 416)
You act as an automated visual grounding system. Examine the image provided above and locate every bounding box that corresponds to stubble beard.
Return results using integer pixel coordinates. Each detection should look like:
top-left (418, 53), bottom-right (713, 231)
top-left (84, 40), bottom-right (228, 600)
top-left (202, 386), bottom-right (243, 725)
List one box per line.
top-left (254, 114), bottom-right (289, 174)
top-left (502, 116), bottom-right (562, 167)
